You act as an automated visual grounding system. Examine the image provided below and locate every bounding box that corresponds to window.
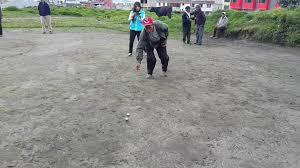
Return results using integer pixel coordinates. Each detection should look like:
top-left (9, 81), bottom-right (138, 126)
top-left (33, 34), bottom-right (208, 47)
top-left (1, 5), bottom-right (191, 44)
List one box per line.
top-left (193, 4), bottom-right (202, 7)
top-left (259, 0), bottom-right (266, 3)
top-left (231, 0), bottom-right (237, 2)
top-left (225, 0), bottom-right (230, 2)
top-left (224, 5), bottom-right (230, 9)
top-left (170, 3), bottom-right (180, 7)
top-left (141, 0), bottom-right (147, 4)
top-left (245, 0), bottom-right (252, 3)
top-left (207, 4), bottom-right (211, 8)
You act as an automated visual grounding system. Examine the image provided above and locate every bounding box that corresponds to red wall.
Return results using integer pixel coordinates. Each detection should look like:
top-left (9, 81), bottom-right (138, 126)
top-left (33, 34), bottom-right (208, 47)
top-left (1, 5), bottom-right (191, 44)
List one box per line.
top-left (257, 0), bottom-right (270, 10)
top-left (243, 0), bottom-right (256, 10)
top-left (230, 0), bottom-right (243, 9)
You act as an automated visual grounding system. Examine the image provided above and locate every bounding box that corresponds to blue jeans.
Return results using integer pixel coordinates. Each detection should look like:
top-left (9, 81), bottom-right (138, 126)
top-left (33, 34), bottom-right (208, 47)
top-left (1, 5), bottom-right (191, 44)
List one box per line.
top-left (196, 24), bottom-right (204, 44)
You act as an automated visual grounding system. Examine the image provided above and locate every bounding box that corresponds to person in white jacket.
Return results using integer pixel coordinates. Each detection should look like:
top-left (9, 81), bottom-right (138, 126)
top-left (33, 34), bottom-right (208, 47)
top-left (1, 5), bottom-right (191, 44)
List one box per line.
top-left (211, 12), bottom-right (228, 38)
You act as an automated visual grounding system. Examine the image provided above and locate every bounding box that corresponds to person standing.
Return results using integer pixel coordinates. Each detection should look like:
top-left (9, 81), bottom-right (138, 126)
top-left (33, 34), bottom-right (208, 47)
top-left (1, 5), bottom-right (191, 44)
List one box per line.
top-left (194, 5), bottom-right (206, 45)
top-left (182, 6), bottom-right (191, 44)
top-left (128, 2), bottom-right (145, 56)
top-left (0, 5), bottom-right (3, 37)
top-left (38, 0), bottom-right (52, 34)
top-left (210, 12), bottom-right (228, 38)
top-left (135, 18), bottom-right (169, 79)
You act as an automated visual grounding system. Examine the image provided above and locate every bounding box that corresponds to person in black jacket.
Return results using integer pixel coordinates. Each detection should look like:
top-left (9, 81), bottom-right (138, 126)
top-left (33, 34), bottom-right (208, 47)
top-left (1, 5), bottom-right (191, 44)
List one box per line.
top-left (136, 18), bottom-right (169, 79)
top-left (182, 6), bottom-right (191, 44)
top-left (194, 5), bottom-right (206, 45)
top-left (38, 0), bottom-right (52, 34)
top-left (0, 5), bottom-right (3, 37)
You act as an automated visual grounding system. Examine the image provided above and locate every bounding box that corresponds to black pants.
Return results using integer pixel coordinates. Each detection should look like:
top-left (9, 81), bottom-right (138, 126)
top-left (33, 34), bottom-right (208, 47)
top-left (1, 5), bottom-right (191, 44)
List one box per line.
top-left (129, 30), bottom-right (141, 53)
top-left (0, 19), bottom-right (2, 36)
top-left (146, 45), bottom-right (169, 75)
top-left (213, 27), bottom-right (226, 38)
top-left (183, 26), bottom-right (191, 44)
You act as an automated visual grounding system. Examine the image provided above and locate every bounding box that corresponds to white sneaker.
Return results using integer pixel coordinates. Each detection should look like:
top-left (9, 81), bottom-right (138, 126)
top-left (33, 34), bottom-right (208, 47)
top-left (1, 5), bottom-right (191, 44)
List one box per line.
top-left (146, 74), bottom-right (154, 79)
top-left (162, 71), bottom-right (167, 77)
top-left (128, 53), bottom-right (132, 56)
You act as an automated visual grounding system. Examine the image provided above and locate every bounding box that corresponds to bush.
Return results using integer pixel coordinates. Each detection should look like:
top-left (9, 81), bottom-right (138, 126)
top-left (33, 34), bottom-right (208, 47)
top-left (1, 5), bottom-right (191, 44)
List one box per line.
top-left (206, 8), bottom-right (300, 46)
top-left (4, 6), bottom-right (21, 11)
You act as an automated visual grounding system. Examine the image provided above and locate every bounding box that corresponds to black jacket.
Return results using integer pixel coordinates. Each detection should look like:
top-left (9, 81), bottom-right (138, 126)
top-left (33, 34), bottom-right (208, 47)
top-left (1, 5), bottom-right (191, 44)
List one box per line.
top-left (182, 12), bottom-right (191, 28)
top-left (194, 10), bottom-right (206, 25)
top-left (136, 21), bottom-right (169, 63)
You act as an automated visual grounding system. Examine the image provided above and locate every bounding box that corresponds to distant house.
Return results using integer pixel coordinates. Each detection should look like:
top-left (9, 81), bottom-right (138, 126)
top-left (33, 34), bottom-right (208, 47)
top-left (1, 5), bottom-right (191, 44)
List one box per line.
top-left (140, 0), bottom-right (223, 13)
top-left (64, 0), bottom-right (88, 6)
top-left (112, 0), bottom-right (133, 9)
top-left (1, 0), bottom-right (39, 8)
top-left (222, 0), bottom-right (230, 9)
top-left (84, 0), bottom-right (112, 8)
top-left (192, 0), bottom-right (223, 13)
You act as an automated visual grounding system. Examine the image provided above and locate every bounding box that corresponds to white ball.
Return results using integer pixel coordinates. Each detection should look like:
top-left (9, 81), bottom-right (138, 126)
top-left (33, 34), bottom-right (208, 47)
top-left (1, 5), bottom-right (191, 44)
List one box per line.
top-left (126, 113), bottom-right (130, 117)
top-left (125, 117), bottom-right (129, 121)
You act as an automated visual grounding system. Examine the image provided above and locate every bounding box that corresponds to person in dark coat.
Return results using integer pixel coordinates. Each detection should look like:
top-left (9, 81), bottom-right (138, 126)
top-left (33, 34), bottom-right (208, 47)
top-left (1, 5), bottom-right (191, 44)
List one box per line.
top-left (182, 6), bottom-right (192, 44)
top-left (38, 0), bottom-right (52, 34)
top-left (0, 5), bottom-right (3, 37)
top-left (135, 17), bottom-right (169, 79)
top-left (194, 5), bottom-right (206, 45)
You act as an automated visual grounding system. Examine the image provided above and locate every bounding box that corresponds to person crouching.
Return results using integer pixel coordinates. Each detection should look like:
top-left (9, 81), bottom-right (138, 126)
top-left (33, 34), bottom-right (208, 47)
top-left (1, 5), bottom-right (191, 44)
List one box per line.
top-left (135, 17), bottom-right (169, 79)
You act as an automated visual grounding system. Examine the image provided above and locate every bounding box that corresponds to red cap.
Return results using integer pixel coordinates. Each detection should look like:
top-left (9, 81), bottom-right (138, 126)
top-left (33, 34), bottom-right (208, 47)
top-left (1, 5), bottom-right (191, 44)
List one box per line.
top-left (142, 17), bottom-right (154, 26)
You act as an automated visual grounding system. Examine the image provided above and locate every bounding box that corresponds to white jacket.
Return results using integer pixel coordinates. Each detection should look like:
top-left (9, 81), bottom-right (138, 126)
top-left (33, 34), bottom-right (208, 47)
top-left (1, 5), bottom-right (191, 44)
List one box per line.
top-left (217, 16), bottom-right (228, 28)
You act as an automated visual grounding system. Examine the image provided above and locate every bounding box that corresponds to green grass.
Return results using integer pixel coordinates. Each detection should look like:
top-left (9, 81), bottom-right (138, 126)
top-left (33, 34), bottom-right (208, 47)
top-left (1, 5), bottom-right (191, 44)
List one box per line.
top-left (2, 6), bottom-right (300, 46)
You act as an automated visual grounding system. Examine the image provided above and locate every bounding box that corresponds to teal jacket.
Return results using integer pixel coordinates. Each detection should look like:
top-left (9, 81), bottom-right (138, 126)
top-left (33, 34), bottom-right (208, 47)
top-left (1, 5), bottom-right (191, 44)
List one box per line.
top-left (129, 9), bottom-right (145, 31)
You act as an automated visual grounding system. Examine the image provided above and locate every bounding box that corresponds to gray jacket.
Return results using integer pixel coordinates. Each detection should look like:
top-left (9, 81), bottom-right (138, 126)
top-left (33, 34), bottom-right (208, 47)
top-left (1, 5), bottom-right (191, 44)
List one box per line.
top-left (136, 21), bottom-right (168, 63)
top-left (217, 16), bottom-right (228, 28)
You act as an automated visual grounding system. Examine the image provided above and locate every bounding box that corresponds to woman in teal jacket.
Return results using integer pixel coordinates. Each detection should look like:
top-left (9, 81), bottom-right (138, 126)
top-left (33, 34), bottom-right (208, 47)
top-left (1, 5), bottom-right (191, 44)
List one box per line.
top-left (128, 2), bottom-right (145, 56)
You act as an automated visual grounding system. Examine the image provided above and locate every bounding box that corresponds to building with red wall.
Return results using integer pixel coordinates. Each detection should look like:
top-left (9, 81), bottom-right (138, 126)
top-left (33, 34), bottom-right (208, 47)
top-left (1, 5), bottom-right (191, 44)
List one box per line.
top-left (230, 0), bottom-right (280, 10)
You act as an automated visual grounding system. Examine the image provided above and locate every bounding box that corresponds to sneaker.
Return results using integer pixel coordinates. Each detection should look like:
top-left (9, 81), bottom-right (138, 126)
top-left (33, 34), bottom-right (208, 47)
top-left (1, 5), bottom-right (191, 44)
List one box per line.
top-left (49, 31), bottom-right (53, 34)
top-left (162, 71), bottom-right (167, 77)
top-left (42, 32), bottom-right (46, 34)
top-left (146, 74), bottom-right (154, 79)
top-left (210, 36), bottom-right (214, 38)
top-left (128, 53), bottom-right (132, 56)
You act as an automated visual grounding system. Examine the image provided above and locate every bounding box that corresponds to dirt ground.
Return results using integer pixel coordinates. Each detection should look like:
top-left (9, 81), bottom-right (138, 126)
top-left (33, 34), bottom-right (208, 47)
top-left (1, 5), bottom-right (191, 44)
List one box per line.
top-left (0, 29), bottom-right (299, 168)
